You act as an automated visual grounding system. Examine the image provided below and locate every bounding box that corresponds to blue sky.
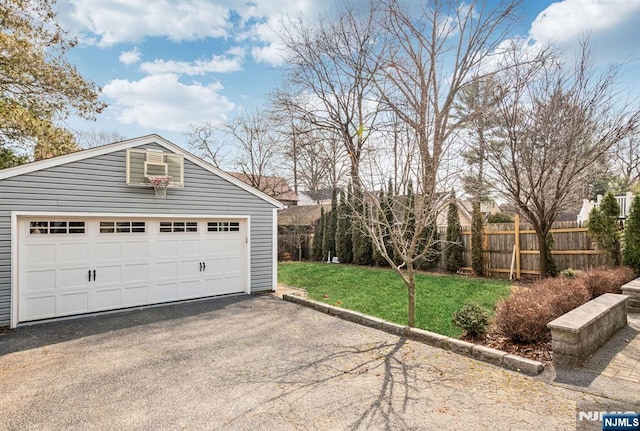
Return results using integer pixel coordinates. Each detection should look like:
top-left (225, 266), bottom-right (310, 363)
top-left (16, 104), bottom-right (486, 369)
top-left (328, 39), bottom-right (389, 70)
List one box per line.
top-left (55, 0), bottom-right (640, 148)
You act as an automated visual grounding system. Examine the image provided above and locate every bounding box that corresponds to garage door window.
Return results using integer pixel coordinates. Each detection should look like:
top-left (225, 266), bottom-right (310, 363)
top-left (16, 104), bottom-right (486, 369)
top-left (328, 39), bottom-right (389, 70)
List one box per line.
top-left (100, 221), bottom-right (146, 234)
top-left (160, 221), bottom-right (198, 233)
top-left (29, 221), bottom-right (86, 235)
top-left (208, 221), bottom-right (240, 232)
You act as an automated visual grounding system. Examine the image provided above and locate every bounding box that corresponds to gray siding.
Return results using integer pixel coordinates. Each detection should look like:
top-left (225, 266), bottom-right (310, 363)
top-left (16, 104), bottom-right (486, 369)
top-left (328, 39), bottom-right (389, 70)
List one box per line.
top-left (0, 143), bottom-right (276, 326)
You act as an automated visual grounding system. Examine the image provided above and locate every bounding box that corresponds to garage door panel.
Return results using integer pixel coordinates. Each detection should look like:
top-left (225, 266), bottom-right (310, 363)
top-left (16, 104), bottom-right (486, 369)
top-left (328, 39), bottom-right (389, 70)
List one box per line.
top-left (223, 238), bottom-right (242, 256)
top-left (178, 280), bottom-right (201, 298)
top-left (24, 270), bottom-right (56, 292)
top-left (224, 256), bottom-right (243, 270)
top-left (123, 264), bottom-right (148, 283)
top-left (179, 259), bottom-right (201, 277)
top-left (123, 241), bottom-right (148, 259)
top-left (154, 282), bottom-right (178, 302)
top-left (123, 285), bottom-right (148, 306)
top-left (205, 260), bottom-right (223, 276)
top-left (95, 242), bottom-right (122, 261)
top-left (221, 276), bottom-right (242, 294)
top-left (157, 240), bottom-right (178, 257)
top-left (24, 244), bottom-right (56, 266)
top-left (94, 265), bottom-right (122, 286)
top-left (20, 295), bottom-right (56, 320)
top-left (202, 239), bottom-right (223, 257)
top-left (59, 292), bottom-right (89, 314)
top-left (95, 289), bottom-right (122, 309)
top-left (60, 268), bottom-right (90, 290)
top-left (202, 276), bottom-right (224, 296)
top-left (59, 243), bottom-right (90, 265)
top-left (179, 240), bottom-right (200, 256)
top-left (157, 261), bottom-right (178, 280)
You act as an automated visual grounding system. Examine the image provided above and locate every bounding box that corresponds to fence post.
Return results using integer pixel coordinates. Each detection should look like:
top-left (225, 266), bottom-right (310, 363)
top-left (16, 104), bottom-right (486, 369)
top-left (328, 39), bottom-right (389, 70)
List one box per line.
top-left (483, 226), bottom-right (490, 275)
top-left (514, 214), bottom-right (521, 280)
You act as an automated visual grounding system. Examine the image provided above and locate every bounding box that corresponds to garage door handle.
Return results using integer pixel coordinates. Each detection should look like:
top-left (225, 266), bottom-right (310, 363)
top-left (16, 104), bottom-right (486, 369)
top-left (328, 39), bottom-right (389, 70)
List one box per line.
top-left (199, 262), bottom-right (202, 272)
top-left (93, 270), bottom-right (96, 281)
top-left (88, 270), bottom-right (92, 282)
top-left (202, 262), bottom-right (206, 271)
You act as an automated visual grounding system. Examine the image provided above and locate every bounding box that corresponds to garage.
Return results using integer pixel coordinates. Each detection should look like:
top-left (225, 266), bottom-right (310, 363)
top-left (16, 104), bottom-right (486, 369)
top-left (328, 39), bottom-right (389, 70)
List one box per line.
top-left (18, 217), bottom-right (248, 322)
top-left (0, 134), bottom-right (283, 328)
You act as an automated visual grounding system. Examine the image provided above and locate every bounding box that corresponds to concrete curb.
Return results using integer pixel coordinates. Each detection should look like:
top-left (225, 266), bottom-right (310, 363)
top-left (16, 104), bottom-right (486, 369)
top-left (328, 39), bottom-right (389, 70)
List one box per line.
top-left (283, 293), bottom-right (544, 376)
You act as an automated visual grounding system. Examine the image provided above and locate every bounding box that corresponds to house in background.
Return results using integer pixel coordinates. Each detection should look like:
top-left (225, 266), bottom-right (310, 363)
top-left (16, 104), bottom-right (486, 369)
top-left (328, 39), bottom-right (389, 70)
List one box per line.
top-left (0, 135), bottom-right (283, 328)
top-left (436, 198), bottom-right (502, 228)
top-left (577, 192), bottom-right (635, 223)
top-left (297, 188), bottom-right (342, 206)
top-left (277, 204), bottom-right (330, 261)
top-left (227, 173), bottom-right (298, 207)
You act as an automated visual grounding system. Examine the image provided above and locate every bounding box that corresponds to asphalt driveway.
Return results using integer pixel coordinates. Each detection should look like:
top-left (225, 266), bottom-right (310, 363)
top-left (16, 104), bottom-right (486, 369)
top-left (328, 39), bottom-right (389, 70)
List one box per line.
top-left (0, 295), bottom-right (627, 430)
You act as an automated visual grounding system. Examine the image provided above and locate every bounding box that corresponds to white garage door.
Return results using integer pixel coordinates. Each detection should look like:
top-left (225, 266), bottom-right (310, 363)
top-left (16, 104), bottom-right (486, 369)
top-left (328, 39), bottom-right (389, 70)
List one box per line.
top-left (18, 217), bottom-right (248, 323)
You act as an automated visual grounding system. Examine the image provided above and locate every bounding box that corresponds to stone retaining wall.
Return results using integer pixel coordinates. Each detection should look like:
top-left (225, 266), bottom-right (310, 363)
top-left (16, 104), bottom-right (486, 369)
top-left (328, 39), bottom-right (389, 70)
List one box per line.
top-left (547, 293), bottom-right (628, 367)
top-left (283, 293), bottom-right (544, 376)
top-left (621, 279), bottom-right (640, 313)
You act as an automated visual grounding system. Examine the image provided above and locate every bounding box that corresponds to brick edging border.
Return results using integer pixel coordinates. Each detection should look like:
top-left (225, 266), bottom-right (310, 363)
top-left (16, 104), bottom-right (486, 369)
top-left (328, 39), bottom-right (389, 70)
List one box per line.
top-left (283, 293), bottom-right (544, 376)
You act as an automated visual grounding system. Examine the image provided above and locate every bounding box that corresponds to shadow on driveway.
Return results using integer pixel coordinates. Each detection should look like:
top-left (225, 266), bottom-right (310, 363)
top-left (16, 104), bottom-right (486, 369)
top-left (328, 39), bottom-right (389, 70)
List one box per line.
top-left (0, 294), bottom-right (255, 356)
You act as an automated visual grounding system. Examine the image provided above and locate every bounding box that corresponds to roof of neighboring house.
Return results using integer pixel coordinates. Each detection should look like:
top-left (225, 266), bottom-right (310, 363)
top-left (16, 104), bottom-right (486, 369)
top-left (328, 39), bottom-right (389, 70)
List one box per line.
top-left (499, 203), bottom-right (580, 222)
top-left (458, 199), bottom-right (501, 216)
top-left (227, 172), bottom-right (298, 204)
top-left (298, 188), bottom-right (342, 203)
top-left (278, 204), bottom-right (331, 226)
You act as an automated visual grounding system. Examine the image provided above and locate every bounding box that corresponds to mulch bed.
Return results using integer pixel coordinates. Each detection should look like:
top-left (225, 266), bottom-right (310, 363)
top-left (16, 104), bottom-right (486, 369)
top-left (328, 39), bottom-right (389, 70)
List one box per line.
top-left (463, 328), bottom-right (553, 367)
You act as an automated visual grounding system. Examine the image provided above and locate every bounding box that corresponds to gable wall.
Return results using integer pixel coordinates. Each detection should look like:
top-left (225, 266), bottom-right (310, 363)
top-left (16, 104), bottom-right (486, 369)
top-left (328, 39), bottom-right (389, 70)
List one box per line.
top-left (0, 143), bottom-right (276, 326)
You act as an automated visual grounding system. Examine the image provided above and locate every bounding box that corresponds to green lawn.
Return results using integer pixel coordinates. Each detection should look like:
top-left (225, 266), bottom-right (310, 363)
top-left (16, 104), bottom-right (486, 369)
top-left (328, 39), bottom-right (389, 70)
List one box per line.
top-left (278, 262), bottom-right (511, 337)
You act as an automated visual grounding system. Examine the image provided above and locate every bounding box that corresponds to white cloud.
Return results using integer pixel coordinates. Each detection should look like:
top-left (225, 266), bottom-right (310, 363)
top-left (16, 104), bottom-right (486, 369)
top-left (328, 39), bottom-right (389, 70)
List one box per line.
top-left (251, 45), bottom-right (286, 67)
top-left (66, 0), bottom-right (232, 47)
top-left (225, 46), bottom-right (247, 58)
top-left (530, 0), bottom-right (640, 63)
top-left (102, 74), bottom-right (236, 132)
top-left (140, 55), bottom-right (243, 75)
top-left (249, 21), bottom-right (286, 66)
top-left (119, 47), bottom-right (141, 65)
top-left (64, 0), bottom-right (324, 52)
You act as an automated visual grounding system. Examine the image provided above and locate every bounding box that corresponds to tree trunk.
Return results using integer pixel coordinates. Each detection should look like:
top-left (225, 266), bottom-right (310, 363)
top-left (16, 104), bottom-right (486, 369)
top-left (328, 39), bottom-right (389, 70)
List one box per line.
top-left (537, 232), bottom-right (547, 279)
top-left (405, 263), bottom-right (416, 327)
top-left (349, 162), bottom-right (360, 195)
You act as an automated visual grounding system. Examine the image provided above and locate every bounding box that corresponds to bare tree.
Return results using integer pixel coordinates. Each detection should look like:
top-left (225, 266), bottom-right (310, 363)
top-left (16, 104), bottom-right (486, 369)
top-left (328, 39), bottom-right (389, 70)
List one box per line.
top-left (298, 0), bottom-right (519, 326)
top-left (361, 112), bottom-right (420, 195)
top-left (186, 121), bottom-right (226, 168)
top-left (485, 42), bottom-right (640, 277)
top-left (225, 108), bottom-right (284, 195)
top-left (293, 130), bottom-right (350, 192)
top-left (74, 129), bottom-right (127, 148)
top-left (342, 0), bottom-right (523, 327)
top-left (608, 133), bottom-right (640, 191)
top-left (276, 3), bottom-right (383, 194)
top-left (271, 100), bottom-right (350, 193)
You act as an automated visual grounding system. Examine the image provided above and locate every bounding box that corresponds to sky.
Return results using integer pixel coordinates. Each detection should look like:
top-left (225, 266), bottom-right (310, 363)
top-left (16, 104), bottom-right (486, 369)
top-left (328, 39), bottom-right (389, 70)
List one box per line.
top-left (54, 0), bottom-right (640, 149)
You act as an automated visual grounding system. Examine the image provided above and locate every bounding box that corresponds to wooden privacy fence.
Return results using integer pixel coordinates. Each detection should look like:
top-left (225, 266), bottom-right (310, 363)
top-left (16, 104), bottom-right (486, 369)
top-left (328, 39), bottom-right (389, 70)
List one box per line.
top-left (278, 216), bottom-right (607, 278)
top-left (455, 215), bottom-right (606, 278)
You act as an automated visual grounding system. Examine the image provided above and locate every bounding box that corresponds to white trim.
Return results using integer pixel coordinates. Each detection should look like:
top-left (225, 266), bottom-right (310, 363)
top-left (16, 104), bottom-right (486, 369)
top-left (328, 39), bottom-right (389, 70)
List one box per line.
top-left (10, 212), bottom-right (18, 328)
top-left (11, 211), bottom-right (253, 327)
top-left (272, 208), bottom-right (278, 291)
top-left (0, 134), bottom-right (284, 209)
top-left (246, 217), bottom-right (252, 294)
top-left (13, 211), bottom-right (252, 219)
